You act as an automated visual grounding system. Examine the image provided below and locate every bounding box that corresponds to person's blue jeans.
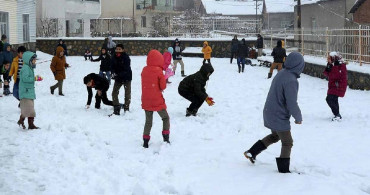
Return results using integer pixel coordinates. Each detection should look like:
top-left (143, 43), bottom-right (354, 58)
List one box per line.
top-left (13, 79), bottom-right (20, 100)
top-left (99, 71), bottom-right (111, 85)
top-left (237, 58), bottom-right (246, 72)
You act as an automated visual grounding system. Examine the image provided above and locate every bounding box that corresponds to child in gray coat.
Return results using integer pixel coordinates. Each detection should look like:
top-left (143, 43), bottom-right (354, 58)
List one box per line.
top-left (244, 52), bottom-right (304, 173)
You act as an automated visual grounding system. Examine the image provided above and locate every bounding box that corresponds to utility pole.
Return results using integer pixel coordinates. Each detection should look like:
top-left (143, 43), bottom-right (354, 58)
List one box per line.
top-left (297, 0), bottom-right (302, 52)
top-left (133, 0), bottom-right (137, 33)
top-left (255, 0), bottom-right (258, 33)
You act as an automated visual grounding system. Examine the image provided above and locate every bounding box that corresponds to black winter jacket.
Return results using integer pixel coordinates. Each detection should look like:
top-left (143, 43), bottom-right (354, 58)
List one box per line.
top-left (231, 39), bottom-right (239, 52)
top-left (271, 47), bottom-right (287, 63)
top-left (172, 43), bottom-right (183, 60)
top-left (178, 63), bottom-right (214, 101)
top-left (86, 73), bottom-right (110, 105)
top-left (237, 43), bottom-right (249, 58)
top-left (111, 52), bottom-right (132, 82)
top-left (257, 37), bottom-right (264, 49)
top-left (92, 54), bottom-right (111, 72)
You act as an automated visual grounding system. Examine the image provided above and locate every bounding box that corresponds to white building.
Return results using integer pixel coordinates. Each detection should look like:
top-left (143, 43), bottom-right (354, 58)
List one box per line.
top-left (36, 0), bottom-right (101, 37)
top-left (0, 0), bottom-right (36, 48)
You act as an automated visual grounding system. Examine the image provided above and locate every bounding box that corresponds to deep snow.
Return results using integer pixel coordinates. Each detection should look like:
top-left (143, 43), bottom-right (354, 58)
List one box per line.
top-left (1, 52), bottom-right (370, 195)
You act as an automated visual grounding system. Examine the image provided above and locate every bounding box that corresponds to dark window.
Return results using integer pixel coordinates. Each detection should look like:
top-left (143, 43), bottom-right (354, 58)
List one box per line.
top-left (23, 14), bottom-right (30, 42)
top-left (0, 12), bottom-right (9, 39)
top-left (141, 16), bottom-right (147, 28)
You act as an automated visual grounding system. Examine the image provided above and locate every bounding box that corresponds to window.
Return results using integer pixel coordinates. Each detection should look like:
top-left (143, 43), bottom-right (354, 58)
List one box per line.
top-left (280, 21), bottom-right (291, 28)
top-left (0, 12), bottom-right (9, 39)
top-left (75, 19), bottom-right (83, 34)
top-left (23, 14), bottom-right (30, 42)
top-left (152, 0), bottom-right (157, 6)
top-left (166, 0), bottom-right (170, 6)
top-left (311, 17), bottom-right (317, 32)
top-left (141, 16), bottom-right (146, 28)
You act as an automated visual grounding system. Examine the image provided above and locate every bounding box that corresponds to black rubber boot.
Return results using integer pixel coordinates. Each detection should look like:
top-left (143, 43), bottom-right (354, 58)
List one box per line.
top-left (163, 134), bottom-right (170, 143)
top-left (186, 108), bottom-right (192, 117)
top-left (238, 65), bottom-right (241, 73)
top-left (267, 73), bottom-right (272, 79)
top-left (244, 140), bottom-right (267, 164)
top-left (143, 138), bottom-right (149, 148)
top-left (242, 65), bottom-right (245, 73)
top-left (113, 105), bottom-right (121, 115)
top-left (181, 71), bottom-right (186, 77)
top-left (276, 158), bottom-right (291, 173)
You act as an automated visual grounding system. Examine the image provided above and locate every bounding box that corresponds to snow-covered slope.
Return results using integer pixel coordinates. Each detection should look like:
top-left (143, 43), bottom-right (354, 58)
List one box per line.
top-left (0, 52), bottom-right (369, 194)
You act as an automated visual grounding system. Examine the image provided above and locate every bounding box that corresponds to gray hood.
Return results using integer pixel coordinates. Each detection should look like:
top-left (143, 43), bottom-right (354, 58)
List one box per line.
top-left (284, 52), bottom-right (305, 77)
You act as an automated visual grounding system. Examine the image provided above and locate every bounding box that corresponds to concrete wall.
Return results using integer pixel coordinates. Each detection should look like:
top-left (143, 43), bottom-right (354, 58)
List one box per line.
top-left (101, 0), bottom-right (134, 18)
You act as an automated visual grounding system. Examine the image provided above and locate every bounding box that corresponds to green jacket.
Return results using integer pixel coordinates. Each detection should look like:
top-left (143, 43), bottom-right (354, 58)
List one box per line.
top-left (19, 51), bottom-right (36, 100)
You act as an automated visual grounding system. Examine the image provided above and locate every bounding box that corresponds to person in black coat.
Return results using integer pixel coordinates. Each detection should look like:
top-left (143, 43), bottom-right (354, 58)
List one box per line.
top-left (84, 49), bottom-right (93, 61)
top-left (256, 34), bottom-right (263, 57)
top-left (111, 44), bottom-right (131, 115)
top-left (236, 38), bottom-right (249, 73)
top-left (268, 40), bottom-right (287, 79)
top-left (230, 35), bottom-right (239, 64)
top-left (92, 47), bottom-right (112, 84)
top-left (178, 62), bottom-right (215, 117)
top-left (0, 34), bottom-right (7, 53)
top-left (57, 39), bottom-right (68, 56)
top-left (84, 73), bottom-right (114, 109)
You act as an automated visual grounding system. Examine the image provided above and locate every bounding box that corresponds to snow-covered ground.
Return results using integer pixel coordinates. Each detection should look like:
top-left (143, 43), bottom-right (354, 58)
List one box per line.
top-left (1, 52), bottom-right (370, 194)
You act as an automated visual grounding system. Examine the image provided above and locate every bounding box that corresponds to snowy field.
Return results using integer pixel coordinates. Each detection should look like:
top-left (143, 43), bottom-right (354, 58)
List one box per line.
top-left (1, 52), bottom-right (370, 195)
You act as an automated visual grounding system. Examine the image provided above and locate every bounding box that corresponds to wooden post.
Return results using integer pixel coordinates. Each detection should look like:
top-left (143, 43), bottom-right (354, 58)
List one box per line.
top-left (326, 27), bottom-right (329, 58)
top-left (121, 18), bottom-right (123, 37)
top-left (270, 28), bottom-right (273, 48)
top-left (359, 25), bottom-right (362, 66)
top-left (284, 28), bottom-right (287, 48)
top-left (301, 27), bottom-right (304, 55)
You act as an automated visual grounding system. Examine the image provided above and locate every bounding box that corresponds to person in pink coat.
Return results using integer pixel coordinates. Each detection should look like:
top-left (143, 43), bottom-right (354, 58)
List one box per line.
top-left (141, 49), bottom-right (170, 148)
top-left (323, 52), bottom-right (348, 121)
top-left (163, 47), bottom-right (174, 84)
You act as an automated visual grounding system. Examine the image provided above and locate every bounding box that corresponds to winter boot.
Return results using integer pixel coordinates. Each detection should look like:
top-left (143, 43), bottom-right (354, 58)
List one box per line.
top-left (162, 130), bottom-right (170, 143)
top-left (238, 65), bottom-right (241, 73)
top-left (186, 108), bottom-right (197, 117)
top-left (332, 114), bottom-right (342, 121)
top-left (123, 105), bottom-right (130, 112)
top-left (166, 79), bottom-right (171, 84)
top-left (17, 115), bottom-right (26, 129)
top-left (50, 86), bottom-right (54, 95)
top-left (276, 158), bottom-right (291, 173)
top-left (3, 85), bottom-right (11, 95)
top-left (242, 65), bottom-right (245, 73)
top-left (113, 105), bottom-right (121, 115)
top-left (143, 135), bottom-right (150, 148)
top-left (186, 108), bottom-right (192, 117)
top-left (267, 73), bottom-right (272, 79)
top-left (244, 140), bottom-right (267, 164)
top-left (59, 93), bottom-right (65, 96)
top-left (181, 71), bottom-right (186, 77)
top-left (28, 117), bottom-right (39, 130)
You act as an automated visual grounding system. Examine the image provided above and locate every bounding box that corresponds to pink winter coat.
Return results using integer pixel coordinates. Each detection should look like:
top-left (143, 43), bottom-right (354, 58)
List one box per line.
top-left (141, 50), bottom-right (167, 111)
top-left (323, 63), bottom-right (348, 97)
top-left (163, 52), bottom-right (172, 70)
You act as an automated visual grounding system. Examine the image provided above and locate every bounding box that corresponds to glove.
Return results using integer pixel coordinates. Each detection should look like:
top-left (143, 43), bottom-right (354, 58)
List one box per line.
top-left (205, 97), bottom-right (215, 106)
top-left (85, 105), bottom-right (90, 109)
top-left (35, 75), bottom-right (43, 81)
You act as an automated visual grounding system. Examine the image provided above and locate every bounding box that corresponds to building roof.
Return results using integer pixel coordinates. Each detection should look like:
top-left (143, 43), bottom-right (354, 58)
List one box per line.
top-left (201, 0), bottom-right (263, 16)
top-left (349, 0), bottom-right (367, 13)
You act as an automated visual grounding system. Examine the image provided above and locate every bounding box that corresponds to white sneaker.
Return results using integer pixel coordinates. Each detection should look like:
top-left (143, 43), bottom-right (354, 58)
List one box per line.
top-left (331, 115), bottom-right (342, 122)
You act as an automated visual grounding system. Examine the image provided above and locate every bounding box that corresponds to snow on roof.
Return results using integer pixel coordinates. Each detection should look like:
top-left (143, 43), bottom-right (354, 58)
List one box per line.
top-left (201, 0), bottom-right (263, 16)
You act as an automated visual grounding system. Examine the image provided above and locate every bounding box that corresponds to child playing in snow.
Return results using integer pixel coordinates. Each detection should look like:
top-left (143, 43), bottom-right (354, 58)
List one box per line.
top-left (244, 52), bottom-right (304, 173)
top-left (84, 73), bottom-right (114, 109)
top-left (163, 47), bottom-right (174, 84)
top-left (92, 47), bottom-right (112, 85)
top-left (84, 49), bottom-right (93, 61)
top-left (1, 43), bottom-right (13, 95)
top-left (141, 50), bottom-right (170, 148)
top-left (50, 46), bottom-right (69, 96)
top-left (202, 41), bottom-right (212, 64)
top-left (323, 52), bottom-right (347, 121)
top-left (178, 62), bottom-right (215, 117)
top-left (0, 60), bottom-right (10, 97)
top-left (17, 51), bottom-right (41, 130)
top-left (9, 46), bottom-right (27, 102)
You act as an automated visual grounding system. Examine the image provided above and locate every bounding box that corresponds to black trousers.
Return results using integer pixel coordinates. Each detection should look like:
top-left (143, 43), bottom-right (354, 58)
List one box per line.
top-left (178, 89), bottom-right (204, 112)
top-left (95, 91), bottom-right (113, 109)
top-left (230, 51), bottom-right (237, 63)
top-left (326, 94), bottom-right (340, 116)
top-left (203, 59), bottom-right (211, 64)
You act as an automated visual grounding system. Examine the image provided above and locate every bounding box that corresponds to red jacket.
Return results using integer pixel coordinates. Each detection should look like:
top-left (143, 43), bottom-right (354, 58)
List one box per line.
top-left (163, 52), bottom-right (172, 70)
top-left (141, 50), bottom-right (167, 111)
top-left (323, 63), bottom-right (348, 97)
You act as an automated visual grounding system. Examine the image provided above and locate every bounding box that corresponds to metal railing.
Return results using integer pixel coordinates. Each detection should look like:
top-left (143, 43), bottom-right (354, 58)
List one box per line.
top-left (262, 26), bottom-right (370, 65)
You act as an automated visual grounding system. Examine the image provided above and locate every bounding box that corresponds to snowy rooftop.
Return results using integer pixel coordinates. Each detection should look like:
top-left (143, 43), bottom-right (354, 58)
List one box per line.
top-left (201, 0), bottom-right (323, 15)
top-left (202, 0), bottom-right (263, 16)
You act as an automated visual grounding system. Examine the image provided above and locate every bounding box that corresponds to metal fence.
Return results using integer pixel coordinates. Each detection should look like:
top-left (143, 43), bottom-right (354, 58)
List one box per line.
top-left (170, 18), bottom-right (261, 38)
top-left (90, 18), bottom-right (136, 37)
top-left (262, 26), bottom-right (370, 65)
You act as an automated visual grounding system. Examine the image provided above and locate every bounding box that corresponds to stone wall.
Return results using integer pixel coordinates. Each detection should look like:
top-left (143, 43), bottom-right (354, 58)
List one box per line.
top-left (36, 38), bottom-right (256, 58)
top-left (303, 62), bottom-right (370, 90)
top-left (36, 38), bottom-right (370, 91)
